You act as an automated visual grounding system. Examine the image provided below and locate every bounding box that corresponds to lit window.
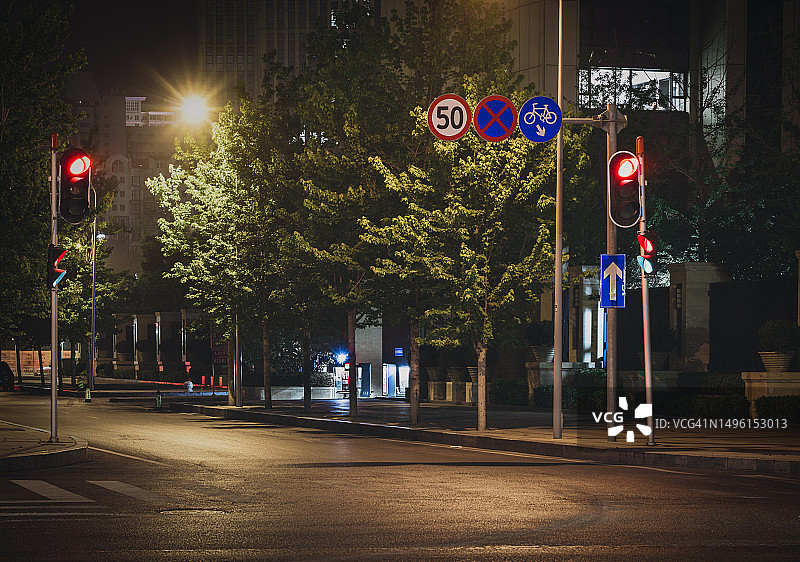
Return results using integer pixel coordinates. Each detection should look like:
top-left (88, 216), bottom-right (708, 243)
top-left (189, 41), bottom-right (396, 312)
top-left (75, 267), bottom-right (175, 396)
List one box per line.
top-left (579, 67), bottom-right (687, 112)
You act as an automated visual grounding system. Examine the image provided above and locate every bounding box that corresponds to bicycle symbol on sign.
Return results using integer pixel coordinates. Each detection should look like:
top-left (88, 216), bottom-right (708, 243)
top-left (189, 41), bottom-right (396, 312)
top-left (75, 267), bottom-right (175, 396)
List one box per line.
top-left (523, 102), bottom-right (559, 126)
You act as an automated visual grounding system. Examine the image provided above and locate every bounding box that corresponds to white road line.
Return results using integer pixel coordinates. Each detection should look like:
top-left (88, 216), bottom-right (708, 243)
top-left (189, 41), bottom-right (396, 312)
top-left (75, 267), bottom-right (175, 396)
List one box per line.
top-left (88, 446), bottom-right (169, 466)
top-left (0, 420), bottom-right (48, 433)
top-left (10, 480), bottom-right (94, 503)
top-left (87, 480), bottom-right (165, 503)
top-left (0, 512), bottom-right (108, 517)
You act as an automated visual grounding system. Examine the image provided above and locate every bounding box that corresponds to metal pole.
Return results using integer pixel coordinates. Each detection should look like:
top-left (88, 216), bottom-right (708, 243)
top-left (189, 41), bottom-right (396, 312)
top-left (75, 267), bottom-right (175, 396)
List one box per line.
top-left (90, 189), bottom-right (97, 391)
top-left (235, 312), bottom-right (242, 407)
top-left (50, 134), bottom-right (59, 443)
top-left (637, 136), bottom-right (655, 445)
top-left (553, 0), bottom-right (564, 439)
top-left (605, 104), bottom-right (618, 441)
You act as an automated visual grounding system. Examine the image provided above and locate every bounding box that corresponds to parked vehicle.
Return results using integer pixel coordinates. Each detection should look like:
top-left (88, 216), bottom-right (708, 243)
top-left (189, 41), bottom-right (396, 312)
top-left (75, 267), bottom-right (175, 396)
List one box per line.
top-left (0, 361), bottom-right (14, 391)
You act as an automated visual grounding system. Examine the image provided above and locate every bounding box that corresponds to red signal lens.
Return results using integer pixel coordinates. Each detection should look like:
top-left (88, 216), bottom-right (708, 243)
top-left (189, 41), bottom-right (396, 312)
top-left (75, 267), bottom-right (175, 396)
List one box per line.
top-left (68, 156), bottom-right (91, 175)
top-left (637, 234), bottom-right (654, 253)
top-left (616, 157), bottom-right (638, 179)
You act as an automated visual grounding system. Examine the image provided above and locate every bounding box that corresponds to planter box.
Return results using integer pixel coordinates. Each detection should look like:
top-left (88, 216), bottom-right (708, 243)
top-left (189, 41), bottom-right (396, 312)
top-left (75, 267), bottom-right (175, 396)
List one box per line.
top-left (428, 381), bottom-right (446, 400)
top-left (758, 351), bottom-right (793, 373)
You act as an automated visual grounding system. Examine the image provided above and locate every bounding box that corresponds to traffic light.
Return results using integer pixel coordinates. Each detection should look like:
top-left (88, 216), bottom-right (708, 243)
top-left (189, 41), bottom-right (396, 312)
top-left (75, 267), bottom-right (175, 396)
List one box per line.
top-left (636, 231), bottom-right (657, 275)
top-left (47, 244), bottom-right (68, 288)
top-left (58, 148), bottom-right (92, 224)
top-left (608, 150), bottom-right (641, 228)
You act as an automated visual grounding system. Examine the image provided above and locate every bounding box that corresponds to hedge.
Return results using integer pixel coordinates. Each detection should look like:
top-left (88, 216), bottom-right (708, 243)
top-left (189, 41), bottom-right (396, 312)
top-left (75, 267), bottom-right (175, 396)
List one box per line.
top-left (754, 395), bottom-right (800, 424)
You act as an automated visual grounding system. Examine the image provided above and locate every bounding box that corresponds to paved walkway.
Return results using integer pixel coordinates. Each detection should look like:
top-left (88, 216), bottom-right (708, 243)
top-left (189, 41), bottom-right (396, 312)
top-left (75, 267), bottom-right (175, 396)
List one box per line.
top-left (3, 376), bottom-right (799, 475)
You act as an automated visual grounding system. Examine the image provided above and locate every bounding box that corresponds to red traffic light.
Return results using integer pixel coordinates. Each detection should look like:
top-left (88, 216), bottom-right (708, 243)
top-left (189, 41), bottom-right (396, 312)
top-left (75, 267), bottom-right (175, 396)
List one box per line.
top-left (637, 232), bottom-right (656, 254)
top-left (607, 150), bottom-right (641, 228)
top-left (59, 148), bottom-right (92, 224)
top-left (636, 231), bottom-right (658, 275)
top-left (67, 155), bottom-right (91, 176)
top-left (614, 157), bottom-right (638, 180)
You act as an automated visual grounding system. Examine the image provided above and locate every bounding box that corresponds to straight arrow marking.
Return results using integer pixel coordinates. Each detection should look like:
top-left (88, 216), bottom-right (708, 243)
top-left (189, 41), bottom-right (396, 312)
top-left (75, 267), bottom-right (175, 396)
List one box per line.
top-left (603, 262), bottom-right (624, 301)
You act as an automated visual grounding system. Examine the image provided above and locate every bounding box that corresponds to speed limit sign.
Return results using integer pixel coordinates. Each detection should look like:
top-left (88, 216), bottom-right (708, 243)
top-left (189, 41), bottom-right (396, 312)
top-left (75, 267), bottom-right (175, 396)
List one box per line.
top-left (427, 93), bottom-right (471, 141)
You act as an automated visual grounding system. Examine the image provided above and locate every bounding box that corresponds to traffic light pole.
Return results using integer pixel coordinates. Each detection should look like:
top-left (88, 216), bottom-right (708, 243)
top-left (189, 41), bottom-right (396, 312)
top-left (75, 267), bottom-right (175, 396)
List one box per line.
top-left (49, 133), bottom-right (59, 443)
top-left (557, 105), bottom-right (626, 441)
top-left (637, 137), bottom-right (655, 445)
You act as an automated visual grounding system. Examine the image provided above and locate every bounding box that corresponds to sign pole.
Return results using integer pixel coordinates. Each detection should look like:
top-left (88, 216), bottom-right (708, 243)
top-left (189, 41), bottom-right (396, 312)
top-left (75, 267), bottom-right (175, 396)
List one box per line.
top-left (50, 133), bottom-right (59, 443)
top-left (637, 136), bottom-right (655, 445)
top-left (553, 0), bottom-right (564, 439)
top-left (605, 104), bottom-right (619, 441)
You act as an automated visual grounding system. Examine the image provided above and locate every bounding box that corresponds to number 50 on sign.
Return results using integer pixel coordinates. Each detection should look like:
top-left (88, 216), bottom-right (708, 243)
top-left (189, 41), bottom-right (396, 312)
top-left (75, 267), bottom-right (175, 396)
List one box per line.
top-left (427, 93), bottom-right (472, 141)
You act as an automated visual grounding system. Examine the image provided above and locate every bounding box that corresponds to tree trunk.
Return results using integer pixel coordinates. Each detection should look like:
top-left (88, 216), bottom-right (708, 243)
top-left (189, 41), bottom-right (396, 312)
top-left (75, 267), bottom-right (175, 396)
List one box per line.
top-left (409, 321), bottom-right (421, 425)
top-left (227, 338), bottom-right (235, 406)
top-left (302, 328), bottom-right (311, 412)
top-left (262, 318), bottom-right (272, 409)
top-left (235, 313), bottom-right (243, 407)
top-left (347, 307), bottom-right (357, 417)
top-left (38, 346), bottom-right (44, 387)
top-left (57, 341), bottom-right (63, 390)
top-left (70, 341), bottom-right (76, 386)
top-left (476, 341), bottom-right (487, 431)
top-left (14, 340), bottom-right (22, 384)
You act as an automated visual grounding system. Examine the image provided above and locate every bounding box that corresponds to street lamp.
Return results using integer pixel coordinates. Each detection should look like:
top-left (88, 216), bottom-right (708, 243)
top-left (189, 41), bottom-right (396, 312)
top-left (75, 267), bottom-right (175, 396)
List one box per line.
top-left (90, 185), bottom-right (105, 392)
top-left (181, 95), bottom-right (208, 126)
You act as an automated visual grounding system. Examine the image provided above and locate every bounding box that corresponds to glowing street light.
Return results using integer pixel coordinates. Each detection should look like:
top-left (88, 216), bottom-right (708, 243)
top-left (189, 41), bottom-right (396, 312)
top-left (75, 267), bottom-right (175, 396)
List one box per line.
top-left (181, 95), bottom-right (208, 126)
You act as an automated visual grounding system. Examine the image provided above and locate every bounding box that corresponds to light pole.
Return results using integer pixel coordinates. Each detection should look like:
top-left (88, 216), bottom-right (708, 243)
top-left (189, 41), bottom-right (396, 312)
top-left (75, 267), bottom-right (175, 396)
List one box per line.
top-left (90, 190), bottom-right (105, 391)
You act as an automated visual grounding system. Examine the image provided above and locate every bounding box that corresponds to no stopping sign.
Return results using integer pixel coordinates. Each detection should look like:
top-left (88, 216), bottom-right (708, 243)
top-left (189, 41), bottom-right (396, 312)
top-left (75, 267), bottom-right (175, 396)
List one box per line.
top-left (427, 94), bottom-right (472, 141)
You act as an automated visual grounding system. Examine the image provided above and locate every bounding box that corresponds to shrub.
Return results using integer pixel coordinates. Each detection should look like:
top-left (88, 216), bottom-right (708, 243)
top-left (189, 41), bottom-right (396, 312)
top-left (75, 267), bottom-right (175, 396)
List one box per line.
top-left (490, 379), bottom-right (528, 406)
top-left (758, 320), bottom-right (800, 352)
top-left (676, 372), bottom-right (745, 395)
top-left (755, 395), bottom-right (800, 423)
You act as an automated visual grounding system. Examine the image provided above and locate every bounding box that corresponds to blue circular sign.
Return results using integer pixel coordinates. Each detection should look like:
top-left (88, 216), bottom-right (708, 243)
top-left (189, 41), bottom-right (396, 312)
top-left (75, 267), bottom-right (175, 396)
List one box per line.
top-left (473, 95), bottom-right (517, 142)
top-left (518, 96), bottom-right (562, 142)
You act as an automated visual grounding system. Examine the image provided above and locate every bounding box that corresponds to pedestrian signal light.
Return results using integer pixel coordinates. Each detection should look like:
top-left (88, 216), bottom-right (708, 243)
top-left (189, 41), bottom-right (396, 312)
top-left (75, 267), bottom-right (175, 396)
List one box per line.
top-left (608, 151), bottom-right (641, 228)
top-left (47, 244), bottom-right (68, 288)
top-left (636, 231), bottom-right (657, 275)
top-left (59, 148), bottom-right (92, 224)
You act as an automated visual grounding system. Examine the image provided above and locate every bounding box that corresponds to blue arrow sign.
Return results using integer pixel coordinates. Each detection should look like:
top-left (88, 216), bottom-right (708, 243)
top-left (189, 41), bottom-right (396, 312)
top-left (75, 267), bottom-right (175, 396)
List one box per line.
top-left (518, 96), bottom-right (562, 142)
top-left (600, 254), bottom-right (626, 308)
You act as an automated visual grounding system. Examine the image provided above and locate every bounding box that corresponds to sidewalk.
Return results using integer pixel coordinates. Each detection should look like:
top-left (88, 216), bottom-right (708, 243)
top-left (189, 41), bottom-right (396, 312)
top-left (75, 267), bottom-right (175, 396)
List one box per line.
top-left (3, 375), bottom-right (799, 476)
top-left (169, 398), bottom-right (800, 476)
top-left (0, 421), bottom-right (87, 472)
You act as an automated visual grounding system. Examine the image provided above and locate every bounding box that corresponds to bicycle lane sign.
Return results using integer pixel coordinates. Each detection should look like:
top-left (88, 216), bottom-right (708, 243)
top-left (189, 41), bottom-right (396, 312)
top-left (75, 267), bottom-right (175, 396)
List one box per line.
top-left (518, 96), bottom-right (562, 142)
top-left (473, 95), bottom-right (517, 142)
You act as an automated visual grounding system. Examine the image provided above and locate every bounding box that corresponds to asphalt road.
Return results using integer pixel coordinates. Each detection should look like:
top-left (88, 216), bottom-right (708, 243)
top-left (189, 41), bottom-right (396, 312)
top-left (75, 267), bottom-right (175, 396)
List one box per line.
top-left (1, 393), bottom-right (799, 560)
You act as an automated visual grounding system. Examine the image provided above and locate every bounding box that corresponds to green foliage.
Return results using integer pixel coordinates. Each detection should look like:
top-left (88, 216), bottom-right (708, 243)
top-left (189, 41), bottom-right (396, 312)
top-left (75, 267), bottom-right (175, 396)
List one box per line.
top-left (675, 372), bottom-right (745, 395)
top-left (754, 396), bottom-right (800, 424)
top-left (758, 320), bottom-right (800, 352)
top-left (489, 379), bottom-right (528, 407)
top-left (0, 1), bottom-right (85, 340)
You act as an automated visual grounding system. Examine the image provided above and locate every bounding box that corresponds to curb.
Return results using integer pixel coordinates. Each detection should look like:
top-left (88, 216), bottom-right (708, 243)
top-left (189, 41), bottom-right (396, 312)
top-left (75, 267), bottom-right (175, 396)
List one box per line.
top-left (169, 403), bottom-right (800, 477)
top-left (0, 437), bottom-right (89, 472)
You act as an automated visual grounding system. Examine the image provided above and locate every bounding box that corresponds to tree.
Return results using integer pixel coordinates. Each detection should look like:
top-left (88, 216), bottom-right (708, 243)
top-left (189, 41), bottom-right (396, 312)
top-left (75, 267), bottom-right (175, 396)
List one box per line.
top-left (295, 3), bottom-right (404, 416)
top-left (0, 1), bottom-right (85, 342)
top-left (370, 75), bottom-right (592, 430)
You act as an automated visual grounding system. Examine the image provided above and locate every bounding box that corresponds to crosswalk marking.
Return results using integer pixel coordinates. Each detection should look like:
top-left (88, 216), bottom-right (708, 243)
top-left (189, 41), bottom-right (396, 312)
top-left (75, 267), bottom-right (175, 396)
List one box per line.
top-left (87, 480), bottom-right (165, 503)
top-left (9, 480), bottom-right (94, 503)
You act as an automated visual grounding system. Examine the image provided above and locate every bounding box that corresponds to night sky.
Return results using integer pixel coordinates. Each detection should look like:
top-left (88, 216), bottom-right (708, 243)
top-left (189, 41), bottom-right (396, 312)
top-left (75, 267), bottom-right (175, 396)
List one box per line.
top-left (69, 1), bottom-right (198, 99)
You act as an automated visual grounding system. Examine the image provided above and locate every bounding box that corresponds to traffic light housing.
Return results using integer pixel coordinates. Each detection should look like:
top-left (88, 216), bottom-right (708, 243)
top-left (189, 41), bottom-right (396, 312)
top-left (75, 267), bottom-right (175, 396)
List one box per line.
top-left (608, 150), bottom-right (641, 228)
top-left (47, 244), bottom-right (68, 288)
top-left (636, 231), bottom-right (657, 275)
top-left (58, 148), bottom-right (92, 224)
